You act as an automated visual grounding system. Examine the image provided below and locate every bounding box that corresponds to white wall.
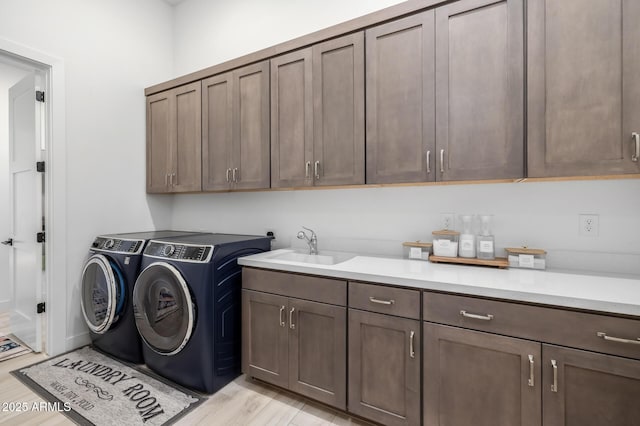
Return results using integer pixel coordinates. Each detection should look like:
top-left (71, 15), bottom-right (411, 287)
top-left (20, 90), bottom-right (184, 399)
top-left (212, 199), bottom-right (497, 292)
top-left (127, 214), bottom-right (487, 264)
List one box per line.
top-left (0, 0), bottom-right (175, 351)
top-left (172, 0), bottom-right (406, 76)
top-left (0, 61), bottom-right (32, 311)
top-left (170, 0), bottom-right (640, 276)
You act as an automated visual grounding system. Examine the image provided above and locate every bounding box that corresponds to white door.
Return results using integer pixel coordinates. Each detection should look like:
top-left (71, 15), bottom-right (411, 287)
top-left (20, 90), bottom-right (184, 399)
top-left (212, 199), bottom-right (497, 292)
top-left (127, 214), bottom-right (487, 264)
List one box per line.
top-left (7, 73), bottom-right (44, 352)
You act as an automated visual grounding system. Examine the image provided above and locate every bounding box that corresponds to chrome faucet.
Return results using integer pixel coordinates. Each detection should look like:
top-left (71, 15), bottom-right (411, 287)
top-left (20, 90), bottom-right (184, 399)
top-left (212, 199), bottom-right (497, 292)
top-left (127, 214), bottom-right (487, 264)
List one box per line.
top-left (297, 226), bottom-right (318, 255)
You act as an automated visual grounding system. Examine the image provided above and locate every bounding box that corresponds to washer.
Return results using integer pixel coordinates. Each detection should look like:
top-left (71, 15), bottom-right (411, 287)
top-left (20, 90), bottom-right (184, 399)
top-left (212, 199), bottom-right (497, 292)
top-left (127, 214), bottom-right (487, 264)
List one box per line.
top-left (80, 231), bottom-right (203, 363)
top-left (133, 233), bottom-right (271, 393)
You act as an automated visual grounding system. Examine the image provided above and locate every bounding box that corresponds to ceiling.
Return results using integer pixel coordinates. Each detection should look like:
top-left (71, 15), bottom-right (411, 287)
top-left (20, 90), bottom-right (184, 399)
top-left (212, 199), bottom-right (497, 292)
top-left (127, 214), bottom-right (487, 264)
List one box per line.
top-left (162, 0), bottom-right (187, 6)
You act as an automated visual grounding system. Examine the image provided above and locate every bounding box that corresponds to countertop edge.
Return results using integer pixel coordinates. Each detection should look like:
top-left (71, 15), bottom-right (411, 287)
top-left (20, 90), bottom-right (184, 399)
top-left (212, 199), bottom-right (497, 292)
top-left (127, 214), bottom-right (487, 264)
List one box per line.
top-left (238, 255), bottom-right (640, 318)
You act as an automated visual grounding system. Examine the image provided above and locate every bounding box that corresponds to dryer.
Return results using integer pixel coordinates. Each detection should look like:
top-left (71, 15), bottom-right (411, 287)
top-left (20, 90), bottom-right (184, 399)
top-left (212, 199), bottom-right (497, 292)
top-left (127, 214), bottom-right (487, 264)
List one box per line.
top-left (132, 233), bottom-right (271, 393)
top-left (80, 231), bottom-right (202, 363)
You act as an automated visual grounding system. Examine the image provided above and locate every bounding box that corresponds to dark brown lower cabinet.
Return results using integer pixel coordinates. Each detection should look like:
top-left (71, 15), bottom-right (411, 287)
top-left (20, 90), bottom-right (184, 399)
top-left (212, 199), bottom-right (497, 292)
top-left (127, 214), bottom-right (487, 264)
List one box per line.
top-left (423, 323), bottom-right (542, 426)
top-left (543, 344), bottom-right (640, 426)
top-left (348, 309), bottom-right (420, 426)
top-left (242, 290), bottom-right (289, 388)
top-left (289, 298), bottom-right (346, 409)
top-left (242, 289), bottom-right (346, 409)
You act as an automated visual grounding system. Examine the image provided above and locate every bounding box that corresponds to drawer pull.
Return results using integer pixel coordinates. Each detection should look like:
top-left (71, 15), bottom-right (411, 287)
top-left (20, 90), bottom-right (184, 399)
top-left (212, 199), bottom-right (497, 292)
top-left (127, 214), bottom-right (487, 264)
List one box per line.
top-left (551, 359), bottom-right (558, 393)
top-left (289, 307), bottom-right (296, 329)
top-left (596, 332), bottom-right (640, 345)
top-left (279, 305), bottom-right (285, 327)
top-left (460, 310), bottom-right (494, 321)
top-left (528, 355), bottom-right (534, 387)
top-left (409, 331), bottom-right (415, 359)
top-left (369, 297), bottom-right (395, 305)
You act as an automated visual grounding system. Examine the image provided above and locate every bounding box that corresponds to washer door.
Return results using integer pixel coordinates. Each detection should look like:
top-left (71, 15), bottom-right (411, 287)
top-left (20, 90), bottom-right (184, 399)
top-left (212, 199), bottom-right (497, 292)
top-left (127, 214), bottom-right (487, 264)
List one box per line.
top-left (81, 254), bottom-right (125, 334)
top-left (133, 262), bottom-right (195, 356)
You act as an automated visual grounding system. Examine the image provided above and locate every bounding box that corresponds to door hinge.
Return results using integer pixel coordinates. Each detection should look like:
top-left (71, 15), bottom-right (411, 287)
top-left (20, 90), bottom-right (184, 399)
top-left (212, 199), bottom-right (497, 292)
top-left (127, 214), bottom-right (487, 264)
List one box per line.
top-left (37, 302), bottom-right (46, 314)
top-left (36, 91), bottom-right (45, 103)
top-left (36, 161), bottom-right (45, 173)
top-left (37, 232), bottom-right (46, 243)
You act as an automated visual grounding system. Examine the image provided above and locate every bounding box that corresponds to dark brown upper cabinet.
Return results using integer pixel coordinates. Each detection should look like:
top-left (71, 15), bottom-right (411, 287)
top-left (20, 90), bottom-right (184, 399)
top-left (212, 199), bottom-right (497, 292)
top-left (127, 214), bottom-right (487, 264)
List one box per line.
top-left (146, 81), bottom-right (202, 193)
top-left (528, 0), bottom-right (640, 177)
top-left (367, 0), bottom-right (524, 184)
top-left (202, 61), bottom-right (270, 191)
top-left (366, 12), bottom-right (436, 184)
top-left (271, 32), bottom-right (365, 188)
top-left (436, 0), bottom-right (524, 181)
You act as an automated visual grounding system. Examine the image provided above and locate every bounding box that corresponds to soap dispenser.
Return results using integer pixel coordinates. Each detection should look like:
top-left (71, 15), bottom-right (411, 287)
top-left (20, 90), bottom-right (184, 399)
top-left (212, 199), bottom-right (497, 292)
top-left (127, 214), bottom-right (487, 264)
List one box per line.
top-left (458, 214), bottom-right (476, 258)
top-left (476, 215), bottom-right (495, 260)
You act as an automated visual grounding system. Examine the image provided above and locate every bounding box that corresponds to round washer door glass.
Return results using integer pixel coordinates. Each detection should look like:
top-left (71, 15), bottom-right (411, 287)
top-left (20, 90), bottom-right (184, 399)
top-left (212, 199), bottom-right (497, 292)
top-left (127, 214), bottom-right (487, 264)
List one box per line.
top-left (81, 254), bottom-right (122, 334)
top-left (133, 262), bottom-right (194, 356)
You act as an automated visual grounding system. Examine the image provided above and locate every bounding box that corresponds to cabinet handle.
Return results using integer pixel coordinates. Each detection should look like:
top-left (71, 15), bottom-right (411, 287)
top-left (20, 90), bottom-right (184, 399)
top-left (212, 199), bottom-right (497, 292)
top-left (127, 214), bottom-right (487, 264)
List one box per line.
top-left (172, 173), bottom-right (176, 186)
top-left (596, 331), bottom-right (640, 345)
top-left (226, 168), bottom-right (231, 183)
top-left (440, 149), bottom-right (445, 173)
top-left (289, 307), bottom-right (296, 329)
top-left (233, 168), bottom-right (238, 182)
top-left (528, 355), bottom-right (535, 387)
top-left (632, 132), bottom-right (639, 162)
top-left (279, 305), bottom-right (285, 327)
top-left (409, 331), bottom-right (415, 359)
top-left (369, 296), bottom-right (394, 305)
top-left (426, 150), bottom-right (431, 174)
top-left (460, 310), bottom-right (494, 321)
top-left (305, 161), bottom-right (311, 179)
top-left (165, 173), bottom-right (169, 186)
top-left (550, 359), bottom-right (558, 393)
top-left (314, 161), bottom-right (320, 180)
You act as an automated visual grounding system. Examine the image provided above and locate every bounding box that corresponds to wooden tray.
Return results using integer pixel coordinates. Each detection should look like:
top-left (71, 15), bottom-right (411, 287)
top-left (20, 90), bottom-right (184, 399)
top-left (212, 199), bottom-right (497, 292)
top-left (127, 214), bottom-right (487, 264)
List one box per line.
top-left (429, 255), bottom-right (509, 269)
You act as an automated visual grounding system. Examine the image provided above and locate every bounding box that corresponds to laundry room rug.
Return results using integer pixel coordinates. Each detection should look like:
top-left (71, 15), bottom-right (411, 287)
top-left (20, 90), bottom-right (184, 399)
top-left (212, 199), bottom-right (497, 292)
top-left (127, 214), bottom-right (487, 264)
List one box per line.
top-left (0, 335), bottom-right (31, 362)
top-left (11, 346), bottom-right (204, 426)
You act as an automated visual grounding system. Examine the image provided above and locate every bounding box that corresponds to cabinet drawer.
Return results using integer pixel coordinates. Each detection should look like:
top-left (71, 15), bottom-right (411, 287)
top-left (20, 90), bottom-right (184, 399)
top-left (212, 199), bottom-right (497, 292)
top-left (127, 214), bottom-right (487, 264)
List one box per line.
top-left (242, 267), bottom-right (346, 306)
top-left (424, 292), bottom-right (640, 360)
top-left (349, 282), bottom-right (420, 319)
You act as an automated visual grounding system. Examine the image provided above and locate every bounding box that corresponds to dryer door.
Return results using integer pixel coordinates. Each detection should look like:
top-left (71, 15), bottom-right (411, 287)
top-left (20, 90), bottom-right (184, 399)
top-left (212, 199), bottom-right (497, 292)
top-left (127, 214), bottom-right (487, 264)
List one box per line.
top-left (133, 262), bottom-right (195, 356)
top-left (81, 254), bottom-right (125, 334)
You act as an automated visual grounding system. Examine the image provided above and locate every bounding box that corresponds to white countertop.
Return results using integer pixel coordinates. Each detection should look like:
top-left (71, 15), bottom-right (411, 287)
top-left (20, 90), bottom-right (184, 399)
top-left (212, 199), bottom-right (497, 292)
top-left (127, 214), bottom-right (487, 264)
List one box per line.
top-left (238, 249), bottom-right (640, 317)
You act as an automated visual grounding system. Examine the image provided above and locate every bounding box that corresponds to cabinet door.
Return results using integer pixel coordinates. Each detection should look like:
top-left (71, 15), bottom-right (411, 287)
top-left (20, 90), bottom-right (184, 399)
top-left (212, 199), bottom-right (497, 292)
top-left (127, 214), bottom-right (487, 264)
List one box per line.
top-left (423, 323), bottom-right (541, 426)
top-left (348, 309), bottom-right (420, 426)
top-left (233, 61), bottom-right (270, 190)
top-left (146, 91), bottom-right (172, 193)
top-left (435, 0), bottom-right (524, 181)
top-left (528, 0), bottom-right (640, 177)
top-left (241, 290), bottom-right (289, 388)
top-left (543, 344), bottom-right (640, 426)
top-left (289, 299), bottom-right (346, 410)
top-left (312, 32), bottom-right (365, 186)
top-left (172, 81), bottom-right (202, 192)
top-left (202, 72), bottom-right (233, 191)
top-left (271, 49), bottom-right (313, 188)
top-left (366, 12), bottom-right (435, 184)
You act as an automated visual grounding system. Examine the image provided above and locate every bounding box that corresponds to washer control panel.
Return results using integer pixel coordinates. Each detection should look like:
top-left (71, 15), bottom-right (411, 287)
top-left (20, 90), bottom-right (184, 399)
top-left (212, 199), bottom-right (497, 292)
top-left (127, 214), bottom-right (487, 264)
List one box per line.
top-left (144, 241), bottom-right (212, 263)
top-left (92, 237), bottom-right (144, 254)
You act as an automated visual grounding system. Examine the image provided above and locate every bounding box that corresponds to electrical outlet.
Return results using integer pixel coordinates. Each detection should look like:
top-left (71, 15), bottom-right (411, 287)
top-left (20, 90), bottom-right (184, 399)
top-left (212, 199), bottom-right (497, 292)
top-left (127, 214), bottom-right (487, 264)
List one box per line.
top-left (579, 214), bottom-right (599, 237)
top-left (441, 213), bottom-right (455, 230)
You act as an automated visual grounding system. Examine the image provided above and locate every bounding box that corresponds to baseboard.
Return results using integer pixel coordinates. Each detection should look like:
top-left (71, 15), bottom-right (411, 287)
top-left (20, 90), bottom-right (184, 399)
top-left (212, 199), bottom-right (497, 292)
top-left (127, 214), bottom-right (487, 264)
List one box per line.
top-left (65, 332), bottom-right (91, 353)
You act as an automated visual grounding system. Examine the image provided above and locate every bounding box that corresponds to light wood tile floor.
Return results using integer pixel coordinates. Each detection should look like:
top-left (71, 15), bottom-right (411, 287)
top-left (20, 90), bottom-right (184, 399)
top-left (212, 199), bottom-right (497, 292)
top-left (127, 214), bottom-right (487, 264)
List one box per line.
top-left (0, 314), bottom-right (371, 425)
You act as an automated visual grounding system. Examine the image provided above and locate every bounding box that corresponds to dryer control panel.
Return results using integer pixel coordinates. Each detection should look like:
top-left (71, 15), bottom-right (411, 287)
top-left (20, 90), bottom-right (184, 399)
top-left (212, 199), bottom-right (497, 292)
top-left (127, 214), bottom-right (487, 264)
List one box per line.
top-left (92, 237), bottom-right (144, 255)
top-left (144, 241), bottom-right (213, 263)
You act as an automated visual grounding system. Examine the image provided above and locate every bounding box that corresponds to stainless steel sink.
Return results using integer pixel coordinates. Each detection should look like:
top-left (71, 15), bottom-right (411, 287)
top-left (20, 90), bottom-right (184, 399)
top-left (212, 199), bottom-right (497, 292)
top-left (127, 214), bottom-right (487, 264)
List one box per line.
top-left (267, 250), bottom-right (356, 265)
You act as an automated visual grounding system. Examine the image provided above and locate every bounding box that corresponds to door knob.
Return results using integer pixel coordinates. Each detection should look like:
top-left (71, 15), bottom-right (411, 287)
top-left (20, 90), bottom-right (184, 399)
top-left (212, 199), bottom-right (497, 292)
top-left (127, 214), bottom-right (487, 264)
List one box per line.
top-left (1, 238), bottom-right (13, 246)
